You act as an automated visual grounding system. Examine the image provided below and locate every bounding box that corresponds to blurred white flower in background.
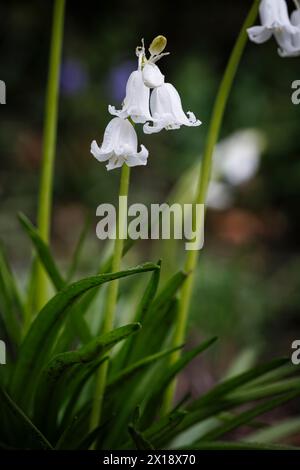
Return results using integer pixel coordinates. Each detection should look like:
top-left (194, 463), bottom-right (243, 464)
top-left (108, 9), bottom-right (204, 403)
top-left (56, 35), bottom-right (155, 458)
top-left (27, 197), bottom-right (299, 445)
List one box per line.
top-left (213, 130), bottom-right (263, 185)
top-left (208, 129), bottom-right (266, 209)
top-left (206, 181), bottom-right (234, 210)
top-left (169, 129), bottom-right (266, 211)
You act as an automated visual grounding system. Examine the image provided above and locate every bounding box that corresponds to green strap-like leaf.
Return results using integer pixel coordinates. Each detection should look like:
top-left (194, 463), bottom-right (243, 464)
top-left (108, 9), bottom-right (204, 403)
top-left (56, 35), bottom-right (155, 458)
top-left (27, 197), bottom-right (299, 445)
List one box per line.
top-left (229, 377), bottom-right (300, 403)
top-left (0, 242), bottom-right (23, 346)
top-left (141, 337), bottom-right (218, 426)
top-left (107, 346), bottom-right (182, 394)
top-left (18, 212), bottom-right (65, 291)
top-left (66, 213), bottom-right (92, 282)
top-left (243, 416), bottom-right (300, 444)
top-left (128, 423), bottom-right (154, 450)
top-left (34, 324), bottom-right (140, 427)
top-left (198, 390), bottom-right (300, 442)
top-left (127, 271), bottom-right (187, 363)
top-left (10, 262), bottom-right (159, 409)
top-left (144, 357), bottom-right (290, 447)
top-left (114, 261), bottom-right (162, 372)
top-left (182, 441), bottom-right (298, 451)
top-left (0, 385), bottom-right (53, 449)
top-left (189, 357), bottom-right (290, 410)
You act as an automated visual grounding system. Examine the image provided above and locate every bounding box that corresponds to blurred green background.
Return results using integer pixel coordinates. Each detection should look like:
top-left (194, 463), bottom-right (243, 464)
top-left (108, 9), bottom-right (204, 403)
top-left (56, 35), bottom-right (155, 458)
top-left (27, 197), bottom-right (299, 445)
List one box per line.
top-left (0, 0), bottom-right (300, 392)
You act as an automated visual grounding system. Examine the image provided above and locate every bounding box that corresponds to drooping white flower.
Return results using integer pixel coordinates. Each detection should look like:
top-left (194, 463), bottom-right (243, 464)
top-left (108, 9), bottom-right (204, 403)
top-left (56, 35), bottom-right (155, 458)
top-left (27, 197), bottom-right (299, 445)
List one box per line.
top-left (247, 0), bottom-right (299, 47)
top-left (109, 70), bottom-right (152, 124)
top-left (278, 8), bottom-right (300, 57)
top-left (91, 117), bottom-right (148, 170)
top-left (143, 83), bottom-right (201, 134)
top-left (291, 8), bottom-right (300, 48)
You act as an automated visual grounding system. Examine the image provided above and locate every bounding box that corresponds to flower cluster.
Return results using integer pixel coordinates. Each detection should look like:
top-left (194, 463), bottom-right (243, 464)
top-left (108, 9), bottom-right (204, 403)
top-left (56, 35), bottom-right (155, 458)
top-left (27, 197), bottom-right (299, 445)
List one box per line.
top-left (247, 0), bottom-right (300, 57)
top-left (91, 36), bottom-right (201, 170)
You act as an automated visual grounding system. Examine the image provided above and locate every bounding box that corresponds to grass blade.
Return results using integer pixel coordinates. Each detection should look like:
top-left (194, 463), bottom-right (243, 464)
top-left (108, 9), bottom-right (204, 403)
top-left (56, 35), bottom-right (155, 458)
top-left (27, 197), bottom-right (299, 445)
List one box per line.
top-left (10, 262), bottom-right (159, 408)
top-left (127, 271), bottom-right (187, 364)
top-left (0, 243), bottom-right (23, 346)
top-left (243, 417), bottom-right (300, 444)
top-left (198, 390), bottom-right (300, 442)
top-left (183, 441), bottom-right (298, 450)
top-left (34, 324), bottom-right (140, 427)
top-left (142, 337), bottom-right (218, 426)
top-left (66, 213), bottom-right (92, 282)
top-left (0, 385), bottom-right (53, 449)
top-left (114, 261), bottom-right (161, 371)
top-left (18, 213), bottom-right (65, 291)
top-left (107, 346), bottom-right (183, 394)
top-left (144, 357), bottom-right (290, 447)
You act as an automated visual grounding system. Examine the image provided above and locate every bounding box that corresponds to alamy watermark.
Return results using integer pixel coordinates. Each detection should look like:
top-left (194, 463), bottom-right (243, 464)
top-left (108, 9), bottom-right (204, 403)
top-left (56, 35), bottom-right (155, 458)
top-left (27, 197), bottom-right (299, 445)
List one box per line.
top-left (291, 340), bottom-right (300, 365)
top-left (96, 197), bottom-right (205, 251)
top-left (0, 340), bottom-right (6, 365)
top-left (291, 80), bottom-right (300, 105)
top-left (0, 80), bottom-right (6, 104)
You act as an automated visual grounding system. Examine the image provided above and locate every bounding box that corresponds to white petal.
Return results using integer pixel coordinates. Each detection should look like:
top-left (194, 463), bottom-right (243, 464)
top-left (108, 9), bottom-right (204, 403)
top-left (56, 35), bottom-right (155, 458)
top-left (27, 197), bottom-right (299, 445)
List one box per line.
top-left (108, 105), bottom-right (128, 119)
top-left (260, 0), bottom-right (295, 31)
top-left (90, 140), bottom-right (111, 162)
top-left (108, 70), bottom-right (152, 123)
top-left (291, 9), bottom-right (300, 27)
top-left (143, 115), bottom-right (173, 134)
top-left (278, 46), bottom-right (300, 57)
top-left (144, 83), bottom-right (201, 133)
top-left (102, 118), bottom-right (123, 152)
top-left (142, 63), bottom-right (165, 88)
top-left (291, 9), bottom-right (300, 49)
top-left (125, 144), bottom-right (149, 167)
top-left (116, 118), bottom-right (138, 154)
top-left (275, 29), bottom-right (295, 55)
top-left (106, 156), bottom-right (124, 171)
top-left (247, 26), bottom-right (273, 44)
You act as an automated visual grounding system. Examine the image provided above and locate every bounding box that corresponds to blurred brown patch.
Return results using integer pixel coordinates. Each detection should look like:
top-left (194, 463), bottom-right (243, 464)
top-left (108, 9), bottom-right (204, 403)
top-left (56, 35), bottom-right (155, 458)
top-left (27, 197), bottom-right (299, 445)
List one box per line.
top-left (210, 209), bottom-right (287, 245)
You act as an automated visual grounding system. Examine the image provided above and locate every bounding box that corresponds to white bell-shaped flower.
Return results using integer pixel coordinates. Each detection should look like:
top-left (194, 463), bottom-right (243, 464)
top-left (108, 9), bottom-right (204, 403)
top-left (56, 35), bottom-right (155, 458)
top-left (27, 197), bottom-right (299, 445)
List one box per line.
top-left (142, 63), bottom-right (165, 88)
top-left (143, 83), bottom-right (201, 134)
top-left (109, 70), bottom-right (152, 124)
top-left (278, 9), bottom-right (300, 57)
top-left (91, 117), bottom-right (148, 171)
top-left (291, 8), bottom-right (300, 48)
top-left (247, 0), bottom-right (299, 44)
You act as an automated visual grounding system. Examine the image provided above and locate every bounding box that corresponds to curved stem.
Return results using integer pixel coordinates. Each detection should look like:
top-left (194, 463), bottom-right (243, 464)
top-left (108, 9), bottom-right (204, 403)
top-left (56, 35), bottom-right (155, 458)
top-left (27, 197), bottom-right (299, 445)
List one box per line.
top-left (35, 0), bottom-right (65, 315)
top-left (293, 0), bottom-right (300, 10)
top-left (90, 163), bottom-right (131, 436)
top-left (162, 0), bottom-right (260, 414)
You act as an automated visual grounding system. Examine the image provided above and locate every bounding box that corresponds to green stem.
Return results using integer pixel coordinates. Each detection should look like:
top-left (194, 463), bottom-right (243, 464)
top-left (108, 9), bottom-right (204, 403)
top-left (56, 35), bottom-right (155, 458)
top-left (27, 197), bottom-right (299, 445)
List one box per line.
top-left (90, 163), bottom-right (131, 435)
top-left (162, 0), bottom-right (259, 414)
top-left (35, 0), bottom-right (65, 315)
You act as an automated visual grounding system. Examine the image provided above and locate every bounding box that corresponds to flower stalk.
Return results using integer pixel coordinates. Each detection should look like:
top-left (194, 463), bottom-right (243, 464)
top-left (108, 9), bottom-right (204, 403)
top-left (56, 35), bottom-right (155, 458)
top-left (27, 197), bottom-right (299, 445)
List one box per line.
top-left (162, 0), bottom-right (260, 414)
top-left (90, 162), bottom-right (131, 435)
top-left (34, 0), bottom-right (65, 316)
top-left (294, 0), bottom-right (300, 10)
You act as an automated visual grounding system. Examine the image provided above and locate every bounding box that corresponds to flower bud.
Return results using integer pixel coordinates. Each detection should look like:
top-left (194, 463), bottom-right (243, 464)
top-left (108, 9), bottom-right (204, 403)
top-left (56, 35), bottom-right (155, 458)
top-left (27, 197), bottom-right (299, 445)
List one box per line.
top-left (142, 63), bottom-right (164, 88)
